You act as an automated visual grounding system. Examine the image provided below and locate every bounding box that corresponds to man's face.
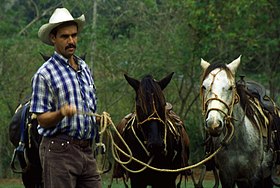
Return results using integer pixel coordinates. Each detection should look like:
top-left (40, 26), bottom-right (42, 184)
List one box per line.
top-left (50, 24), bottom-right (78, 59)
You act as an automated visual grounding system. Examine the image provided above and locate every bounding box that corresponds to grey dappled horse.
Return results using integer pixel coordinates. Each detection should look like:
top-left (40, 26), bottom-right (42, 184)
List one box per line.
top-left (200, 56), bottom-right (276, 188)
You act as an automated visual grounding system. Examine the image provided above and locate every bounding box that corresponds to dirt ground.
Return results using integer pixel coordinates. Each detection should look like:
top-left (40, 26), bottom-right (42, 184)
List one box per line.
top-left (192, 167), bottom-right (216, 179)
top-left (0, 178), bottom-right (22, 184)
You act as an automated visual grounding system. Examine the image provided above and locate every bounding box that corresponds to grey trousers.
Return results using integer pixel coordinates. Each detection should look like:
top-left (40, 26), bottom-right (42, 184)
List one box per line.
top-left (39, 135), bottom-right (102, 188)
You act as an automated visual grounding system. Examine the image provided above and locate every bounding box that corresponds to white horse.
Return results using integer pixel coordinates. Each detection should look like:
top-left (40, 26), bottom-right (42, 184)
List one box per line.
top-left (200, 56), bottom-right (275, 188)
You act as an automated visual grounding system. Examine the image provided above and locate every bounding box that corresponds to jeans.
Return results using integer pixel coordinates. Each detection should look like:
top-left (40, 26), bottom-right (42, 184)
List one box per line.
top-left (39, 135), bottom-right (102, 188)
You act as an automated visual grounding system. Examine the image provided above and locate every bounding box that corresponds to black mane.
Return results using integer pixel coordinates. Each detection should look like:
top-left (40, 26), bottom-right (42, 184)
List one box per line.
top-left (137, 75), bottom-right (166, 120)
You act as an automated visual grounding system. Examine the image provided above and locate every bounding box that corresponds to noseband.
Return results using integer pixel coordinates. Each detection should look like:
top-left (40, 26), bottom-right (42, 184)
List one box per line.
top-left (135, 97), bottom-right (168, 155)
top-left (201, 69), bottom-right (239, 126)
top-left (137, 99), bottom-right (166, 126)
top-left (201, 69), bottom-right (239, 145)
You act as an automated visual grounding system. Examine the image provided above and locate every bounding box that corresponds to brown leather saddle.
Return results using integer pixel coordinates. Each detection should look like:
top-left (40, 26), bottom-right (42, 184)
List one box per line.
top-left (245, 80), bottom-right (278, 114)
top-left (204, 77), bottom-right (280, 171)
top-left (241, 78), bottom-right (280, 164)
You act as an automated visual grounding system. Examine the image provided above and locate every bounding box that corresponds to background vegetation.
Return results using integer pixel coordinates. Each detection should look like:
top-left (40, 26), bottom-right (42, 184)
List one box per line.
top-left (0, 0), bottom-right (280, 179)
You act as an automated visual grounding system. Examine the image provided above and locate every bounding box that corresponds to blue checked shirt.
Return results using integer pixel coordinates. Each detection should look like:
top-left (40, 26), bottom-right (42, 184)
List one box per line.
top-left (30, 52), bottom-right (97, 139)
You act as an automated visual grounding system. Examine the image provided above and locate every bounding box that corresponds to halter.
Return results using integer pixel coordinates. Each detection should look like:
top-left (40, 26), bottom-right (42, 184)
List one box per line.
top-left (135, 97), bottom-right (168, 155)
top-left (137, 99), bottom-right (166, 126)
top-left (201, 69), bottom-right (239, 143)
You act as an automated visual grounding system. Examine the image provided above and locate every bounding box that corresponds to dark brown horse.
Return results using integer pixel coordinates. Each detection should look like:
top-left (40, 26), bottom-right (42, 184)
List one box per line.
top-left (9, 99), bottom-right (42, 188)
top-left (112, 73), bottom-right (190, 188)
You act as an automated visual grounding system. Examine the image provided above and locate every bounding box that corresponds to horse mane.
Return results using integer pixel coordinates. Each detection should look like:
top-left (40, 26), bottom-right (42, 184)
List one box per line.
top-left (138, 75), bottom-right (166, 116)
top-left (236, 81), bottom-right (267, 127)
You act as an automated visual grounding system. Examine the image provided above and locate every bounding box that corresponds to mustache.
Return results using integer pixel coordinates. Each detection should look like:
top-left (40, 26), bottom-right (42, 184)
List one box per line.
top-left (65, 44), bottom-right (76, 50)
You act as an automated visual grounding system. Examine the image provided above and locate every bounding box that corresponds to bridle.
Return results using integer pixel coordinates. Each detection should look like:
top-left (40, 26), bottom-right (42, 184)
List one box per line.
top-left (201, 69), bottom-right (239, 143)
top-left (137, 98), bottom-right (166, 126)
top-left (135, 97), bottom-right (168, 155)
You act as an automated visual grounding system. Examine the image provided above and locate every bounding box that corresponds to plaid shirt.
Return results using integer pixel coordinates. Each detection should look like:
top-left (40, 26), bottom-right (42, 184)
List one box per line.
top-left (30, 52), bottom-right (97, 139)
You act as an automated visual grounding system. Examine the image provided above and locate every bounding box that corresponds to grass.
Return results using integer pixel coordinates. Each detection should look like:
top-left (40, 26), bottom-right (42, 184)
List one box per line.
top-left (0, 171), bottom-right (217, 188)
top-left (0, 180), bottom-right (216, 188)
top-left (2, 170), bottom-right (279, 187)
top-left (0, 179), bottom-right (23, 188)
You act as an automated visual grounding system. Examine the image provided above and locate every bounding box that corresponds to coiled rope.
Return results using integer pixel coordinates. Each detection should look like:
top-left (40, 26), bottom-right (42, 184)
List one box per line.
top-left (90, 111), bottom-right (234, 173)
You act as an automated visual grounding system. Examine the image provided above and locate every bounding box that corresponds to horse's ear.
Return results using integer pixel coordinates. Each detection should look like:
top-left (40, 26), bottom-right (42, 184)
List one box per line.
top-left (124, 74), bottom-right (140, 91)
top-left (227, 55), bottom-right (241, 75)
top-left (201, 58), bottom-right (210, 70)
top-left (158, 72), bottom-right (174, 90)
top-left (81, 53), bottom-right (86, 61)
top-left (40, 52), bottom-right (50, 61)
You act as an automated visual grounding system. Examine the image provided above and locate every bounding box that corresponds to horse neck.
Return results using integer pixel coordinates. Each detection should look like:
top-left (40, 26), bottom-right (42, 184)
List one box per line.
top-left (213, 102), bottom-right (263, 151)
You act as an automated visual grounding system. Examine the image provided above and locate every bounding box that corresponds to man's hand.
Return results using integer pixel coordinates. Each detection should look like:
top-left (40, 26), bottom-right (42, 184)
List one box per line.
top-left (60, 104), bottom-right (77, 117)
top-left (96, 116), bottom-right (101, 125)
top-left (37, 104), bottom-right (76, 128)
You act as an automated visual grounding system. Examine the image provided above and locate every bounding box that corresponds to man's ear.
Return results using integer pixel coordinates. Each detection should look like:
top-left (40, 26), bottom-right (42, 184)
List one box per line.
top-left (50, 33), bottom-right (56, 44)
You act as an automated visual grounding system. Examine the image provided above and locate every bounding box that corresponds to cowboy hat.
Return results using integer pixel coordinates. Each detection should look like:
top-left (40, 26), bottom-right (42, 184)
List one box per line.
top-left (38, 8), bottom-right (85, 46)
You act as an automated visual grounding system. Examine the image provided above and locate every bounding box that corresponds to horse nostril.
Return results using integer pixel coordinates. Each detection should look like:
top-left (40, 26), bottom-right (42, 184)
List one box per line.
top-left (206, 119), bottom-right (223, 130)
top-left (219, 120), bottom-right (223, 127)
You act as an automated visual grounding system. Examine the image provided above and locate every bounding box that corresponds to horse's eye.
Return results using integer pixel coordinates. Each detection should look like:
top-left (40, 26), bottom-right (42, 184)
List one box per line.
top-left (229, 86), bottom-right (233, 90)
top-left (201, 85), bottom-right (206, 90)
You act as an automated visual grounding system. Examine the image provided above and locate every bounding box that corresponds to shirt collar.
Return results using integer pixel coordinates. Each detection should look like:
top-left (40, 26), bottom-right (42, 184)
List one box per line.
top-left (53, 51), bottom-right (84, 70)
top-left (54, 51), bottom-right (68, 64)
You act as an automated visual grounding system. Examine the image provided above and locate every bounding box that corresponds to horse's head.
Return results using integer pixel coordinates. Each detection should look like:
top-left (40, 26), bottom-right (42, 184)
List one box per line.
top-left (200, 56), bottom-right (241, 136)
top-left (124, 72), bottom-right (174, 155)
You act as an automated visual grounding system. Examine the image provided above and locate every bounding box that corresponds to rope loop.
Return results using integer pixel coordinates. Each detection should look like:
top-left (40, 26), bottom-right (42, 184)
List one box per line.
top-left (91, 111), bottom-right (231, 173)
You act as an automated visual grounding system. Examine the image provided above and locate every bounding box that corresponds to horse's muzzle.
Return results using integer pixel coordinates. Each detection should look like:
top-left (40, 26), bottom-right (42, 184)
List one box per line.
top-left (205, 119), bottom-right (223, 137)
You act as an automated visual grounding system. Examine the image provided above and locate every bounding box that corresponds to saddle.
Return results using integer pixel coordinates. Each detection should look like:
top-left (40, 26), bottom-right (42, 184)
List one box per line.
top-left (111, 102), bottom-right (190, 179)
top-left (243, 79), bottom-right (280, 164)
top-left (204, 77), bottom-right (280, 171)
top-left (237, 77), bottom-right (280, 164)
top-left (245, 80), bottom-right (279, 114)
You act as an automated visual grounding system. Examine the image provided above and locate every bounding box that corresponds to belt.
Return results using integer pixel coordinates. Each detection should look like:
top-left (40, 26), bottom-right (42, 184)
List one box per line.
top-left (56, 134), bottom-right (92, 148)
top-left (72, 138), bottom-right (91, 148)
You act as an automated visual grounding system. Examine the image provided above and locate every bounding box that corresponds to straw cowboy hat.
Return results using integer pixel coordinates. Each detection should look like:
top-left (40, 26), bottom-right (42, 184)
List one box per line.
top-left (38, 8), bottom-right (85, 46)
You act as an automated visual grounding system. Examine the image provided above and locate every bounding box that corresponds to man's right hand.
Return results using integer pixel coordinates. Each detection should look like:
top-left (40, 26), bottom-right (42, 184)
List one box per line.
top-left (60, 104), bottom-right (77, 117)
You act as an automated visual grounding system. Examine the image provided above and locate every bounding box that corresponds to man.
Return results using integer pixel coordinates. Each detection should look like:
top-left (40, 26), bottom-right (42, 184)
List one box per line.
top-left (30, 8), bottom-right (102, 188)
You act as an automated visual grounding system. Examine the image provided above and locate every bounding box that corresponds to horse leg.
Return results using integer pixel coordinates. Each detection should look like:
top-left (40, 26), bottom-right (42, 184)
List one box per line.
top-left (21, 163), bottom-right (43, 188)
top-left (250, 176), bottom-right (273, 188)
top-left (236, 181), bottom-right (251, 188)
top-left (262, 176), bottom-right (273, 188)
top-left (152, 176), bottom-right (176, 188)
top-left (219, 172), bottom-right (235, 188)
top-left (130, 177), bottom-right (147, 188)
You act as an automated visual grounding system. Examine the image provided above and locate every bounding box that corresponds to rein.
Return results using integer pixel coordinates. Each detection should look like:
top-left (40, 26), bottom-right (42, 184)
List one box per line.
top-left (84, 111), bottom-right (234, 174)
